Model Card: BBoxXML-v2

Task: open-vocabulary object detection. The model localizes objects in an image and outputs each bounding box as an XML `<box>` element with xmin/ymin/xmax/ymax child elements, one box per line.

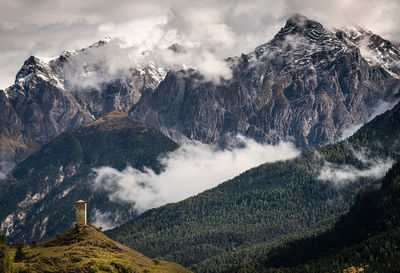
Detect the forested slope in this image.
<box><xmin>107</xmin><ymin>103</ymin><xmax>400</xmax><ymax>272</ymax></box>
<box><xmin>225</xmin><ymin>159</ymin><xmax>400</xmax><ymax>273</ymax></box>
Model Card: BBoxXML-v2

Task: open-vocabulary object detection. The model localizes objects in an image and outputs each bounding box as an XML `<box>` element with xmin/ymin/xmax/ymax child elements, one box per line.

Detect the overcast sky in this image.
<box><xmin>0</xmin><ymin>0</ymin><xmax>399</xmax><ymax>89</ymax></box>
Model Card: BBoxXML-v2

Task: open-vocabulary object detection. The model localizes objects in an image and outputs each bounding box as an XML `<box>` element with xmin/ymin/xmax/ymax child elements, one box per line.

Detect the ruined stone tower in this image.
<box><xmin>75</xmin><ymin>200</ymin><xmax>87</xmax><ymax>225</ymax></box>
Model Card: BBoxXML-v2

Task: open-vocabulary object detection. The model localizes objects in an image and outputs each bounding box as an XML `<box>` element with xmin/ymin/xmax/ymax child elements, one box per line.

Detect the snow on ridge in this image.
<box><xmin>34</xmin><ymin>55</ymin><xmax>58</xmax><ymax>65</ymax></box>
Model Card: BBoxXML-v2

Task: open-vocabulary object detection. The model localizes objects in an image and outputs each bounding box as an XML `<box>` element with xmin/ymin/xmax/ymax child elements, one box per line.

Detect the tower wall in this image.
<box><xmin>75</xmin><ymin>201</ymin><xmax>87</xmax><ymax>225</ymax></box>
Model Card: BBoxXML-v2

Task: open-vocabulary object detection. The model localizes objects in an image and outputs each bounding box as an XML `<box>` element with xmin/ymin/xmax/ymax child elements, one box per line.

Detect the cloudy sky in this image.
<box><xmin>0</xmin><ymin>0</ymin><xmax>399</xmax><ymax>89</ymax></box>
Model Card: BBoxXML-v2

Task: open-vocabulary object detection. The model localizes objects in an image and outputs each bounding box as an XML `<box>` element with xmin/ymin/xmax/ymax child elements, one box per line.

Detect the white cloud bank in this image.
<box><xmin>339</xmin><ymin>98</ymin><xmax>400</xmax><ymax>140</ymax></box>
<box><xmin>318</xmin><ymin>150</ymin><xmax>394</xmax><ymax>186</ymax></box>
<box><xmin>92</xmin><ymin>137</ymin><xmax>300</xmax><ymax>213</ymax></box>
<box><xmin>91</xmin><ymin>209</ymin><xmax>127</xmax><ymax>231</ymax></box>
<box><xmin>318</xmin><ymin>159</ymin><xmax>393</xmax><ymax>186</ymax></box>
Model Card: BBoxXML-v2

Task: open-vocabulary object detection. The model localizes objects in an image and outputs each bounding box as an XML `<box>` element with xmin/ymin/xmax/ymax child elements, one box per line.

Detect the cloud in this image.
<box><xmin>318</xmin><ymin>159</ymin><xmax>393</xmax><ymax>186</ymax></box>
<box><xmin>91</xmin><ymin>209</ymin><xmax>125</xmax><ymax>231</ymax></box>
<box><xmin>317</xmin><ymin>149</ymin><xmax>394</xmax><ymax>186</ymax></box>
<box><xmin>1</xmin><ymin>0</ymin><xmax>400</xmax><ymax>88</ymax></box>
<box><xmin>339</xmin><ymin>99</ymin><xmax>400</xmax><ymax>140</ymax></box>
<box><xmin>96</xmin><ymin>16</ymin><xmax>234</xmax><ymax>83</ymax></box>
<box><xmin>0</xmin><ymin>161</ymin><xmax>15</xmax><ymax>180</ymax></box>
<box><xmin>92</xmin><ymin>137</ymin><xmax>300</xmax><ymax>213</ymax></box>
<box><xmin>367</xmin><ymin>99</ymin><xmax>400</xmax><ymax>122</ymax></box>
<box><xmin>339</xmin><ymin>124</ymin><xmax>363</xmax><ymax>141</ymax></box>
<box><xmin>63</xmin><ymin>39</ymin><xmax>140</xmax><ymax>90</ymax></box>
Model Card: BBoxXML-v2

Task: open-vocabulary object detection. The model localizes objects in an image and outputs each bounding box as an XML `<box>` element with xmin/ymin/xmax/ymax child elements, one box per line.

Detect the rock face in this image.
<box><xmin>130</xmin><ymin>14</ymin><xmax>400</xmax><ymax>148</ymax></box>
<box><xmin>0</xmin><ymin>40</ymin><xmax>164</xmax><ymax>175</ymax></box>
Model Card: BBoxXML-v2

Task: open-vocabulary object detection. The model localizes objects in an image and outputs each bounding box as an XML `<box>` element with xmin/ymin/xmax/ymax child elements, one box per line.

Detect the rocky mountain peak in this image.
<box><xmin>336</xmin><ymin>25</ymin><xmax>400</xmax><ymax>77</ymax></box>
<box><xmin>87</xmin><ymin>36</ymin><xmax>112</xmax><ymax>49</ymax></box>
<box><xmin>130</xmin><ymin>15</ymin><xmax>400</xmax><ymax>149</ymax></box>
<box><xmin>15</xmin><ymin>56</ymin><xmax>47</xmax><ymax>82</ymax></box>
<box><xmin>266</xmin><ymin>14</ymin><xmax>343</xmax><ymax>57</ymax></box>
<box><xmin>274</xmin><ymin>14</ymin><xmax>327</xmax><ymax>41</ymax></box>
<box><xmin>0</xmin><ymin>35</ymin><xmax>169</xmax><ymax>175</ymax></box>
<box><xmin>285</xmin><ymin>13</ymin><xmax>323</xmax><ymax>30</ymax></box>
<box><xmin>168</xmin><ymin>43</ymin><xmax>187</xmax><ymax>54</ymax></box>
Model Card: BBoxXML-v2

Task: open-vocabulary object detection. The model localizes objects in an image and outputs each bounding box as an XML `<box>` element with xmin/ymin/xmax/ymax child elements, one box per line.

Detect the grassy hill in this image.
<box><xmin>225</xmin><ymin>160</ymin><xmax>400</xmax><ymax>272</ymax></box>
<box><xmin>6</xmin><ymin>225</ymin><xmax>191</xmax><ymax>273</ymax></box>
<box><xmin>0</xmin><ymin>111</ymin><xmax>179</xmax><ymax>242</ymax></box>
<box><xmin>106</xmin><ymin>102</ymin><xmax>400</xmax><ymax>273</ymax></box>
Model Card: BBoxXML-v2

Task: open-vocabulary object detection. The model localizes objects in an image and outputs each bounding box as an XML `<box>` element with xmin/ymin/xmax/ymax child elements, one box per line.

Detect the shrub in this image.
<box><xmin>14</xmin><ymin>245</ymin><xmax>26</xmax><ymax>262</ymax></box>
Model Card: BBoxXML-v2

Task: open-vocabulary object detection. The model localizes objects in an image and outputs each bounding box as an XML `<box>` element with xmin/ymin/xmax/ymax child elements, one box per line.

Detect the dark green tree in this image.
<box><xmin>0</xmin><ymin>235</ymin><xmax>12</xmax><ymax>273</ymax></box>
<box><xmin>14</xmin><ymin>245</ymin><xmax>26</xmax><ymax>262</ymax></box>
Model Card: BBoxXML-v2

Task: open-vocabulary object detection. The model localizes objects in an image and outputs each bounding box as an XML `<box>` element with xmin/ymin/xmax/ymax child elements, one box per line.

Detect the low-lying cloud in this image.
<box><xmin>339</xmin><ymin>99</ymin><xmax>400</xmax><ymax>140</ymax></box>
<box><xmin>318</xmin><ymin>160</ymin><xmax>393</xmax><ymax>186</ymax></box>
<box><xmin>0</xmin><ymin>161</ymin><xmax>15</xmax><ymax>180</ymax></box>
<box><xmin>92</xmin><ymin>137</ymin><xmax>300</xmax><ymax>213</ymax></box>
<box><xmin>91</xmin><ymin>209</ymin><xmax>126</xmax><ymax>231</ymax></box>
<box><xmin>318</xmin><ymin>149</ymin><xmax>394</xmax><ymax>186</ymax></box>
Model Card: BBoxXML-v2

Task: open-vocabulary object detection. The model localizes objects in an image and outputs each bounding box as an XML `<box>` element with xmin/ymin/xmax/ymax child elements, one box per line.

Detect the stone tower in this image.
<box><xmin>75</xmin><ymin>200</ymin><xmax>87</xmax><ymax>225</ymax></box>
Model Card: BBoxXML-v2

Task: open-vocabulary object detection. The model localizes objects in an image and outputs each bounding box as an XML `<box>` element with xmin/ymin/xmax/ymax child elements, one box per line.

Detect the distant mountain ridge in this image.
<box><xmin>1</xmin><ymin>14</ymin><xmax>400</xmax><ymax>175</ymax></box>
<box><xmin>0</xmin><ymin>39</ymin><xmax>164</xmax><ymax>175</ymax></box>
<box><xmin>130</xmin><ymin>14</ymin><xmax>400</xmax><ymax>148</ymax></box>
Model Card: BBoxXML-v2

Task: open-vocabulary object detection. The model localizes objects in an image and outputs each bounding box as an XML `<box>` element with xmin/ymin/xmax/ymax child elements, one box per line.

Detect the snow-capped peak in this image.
<box><xmin>33</xmin><ymin>55</ymin><xmax>58</xmax><ymax>65</ymax></box>
<box><xmin>336</xmin><ymin>24</ymin><xmax>400</xmax><ymax>78</ymax></box>
<box><xmin>87</xmin><ymin>36</ymin><xmax>113</xmax><ymax>49</ymax></box>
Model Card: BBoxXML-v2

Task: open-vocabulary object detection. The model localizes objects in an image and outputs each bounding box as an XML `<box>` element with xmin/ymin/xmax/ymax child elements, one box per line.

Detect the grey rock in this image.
<box><xmin>130</xmin><ymin>14</ymin><xmax>400</xmax><ymax>148</ymax></box>
<box><xmin>0</xmin><ymin>41</ymin><xmax>164</xmax><ymax>173</ymax></box>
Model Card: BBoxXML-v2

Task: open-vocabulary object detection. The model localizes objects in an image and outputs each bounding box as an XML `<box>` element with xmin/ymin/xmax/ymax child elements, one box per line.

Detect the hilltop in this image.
<box><xmin>10</xmin><ymin>224</ymin><xmax>190</xmax><ymax>273</ymax></box>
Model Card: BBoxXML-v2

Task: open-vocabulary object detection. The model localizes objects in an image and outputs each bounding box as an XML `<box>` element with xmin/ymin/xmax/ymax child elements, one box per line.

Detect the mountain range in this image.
<box><xmin>1</xmin><ymin>14</ymin><xmax>399</xmax><ymax>176</ymax></box>
<box><xmin>130</xmin><ymin>14</ymin><xmax>400</xmax><ymax>147</ymax></box>
<box><xmin>0</xmin><ymin>43</ymin><xmax>163</xmax><ymax>175</ymax></box>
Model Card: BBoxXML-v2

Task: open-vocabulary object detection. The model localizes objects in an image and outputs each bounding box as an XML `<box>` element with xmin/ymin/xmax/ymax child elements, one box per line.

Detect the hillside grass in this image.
<box><xmin>11</xmin><ymin>225</ymin><xmax>190</xmax><ymax>273</ymax></box>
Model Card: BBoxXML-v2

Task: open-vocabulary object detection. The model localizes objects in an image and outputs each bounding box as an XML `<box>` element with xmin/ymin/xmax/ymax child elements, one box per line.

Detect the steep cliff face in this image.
<box><xmin>130</xmin><ymin>14</ymin><xmax>400</xmax><ymax>148</ymax></box>
<box><xmin>0</xmin><ymin>40</ymin><xmax>164</xmax><ymax>174</ymax></box>
<box><xmin>0</xmin><ymin>56</ymin><xmax>93</xmax><ymax>174</ymax></box>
